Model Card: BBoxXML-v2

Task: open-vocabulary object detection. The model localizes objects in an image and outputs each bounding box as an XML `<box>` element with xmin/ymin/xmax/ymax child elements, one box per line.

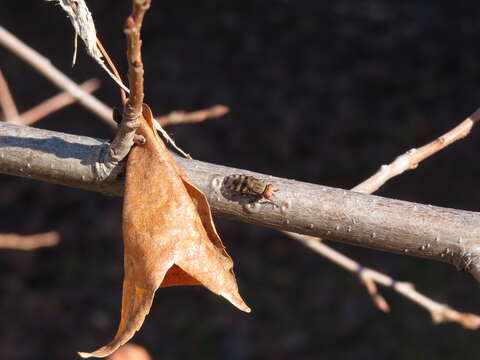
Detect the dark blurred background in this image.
<box><xmin>1</xmin><ymin>1</ymin><xmax>480</xmax><ymax>359</ymax></box>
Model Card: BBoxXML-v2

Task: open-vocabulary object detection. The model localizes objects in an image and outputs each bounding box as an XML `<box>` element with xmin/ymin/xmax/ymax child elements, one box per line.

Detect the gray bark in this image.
<box><xmin>1</xmin><ymin>122</ymin><xmax>480</xmax><ymax>279</ymax></box>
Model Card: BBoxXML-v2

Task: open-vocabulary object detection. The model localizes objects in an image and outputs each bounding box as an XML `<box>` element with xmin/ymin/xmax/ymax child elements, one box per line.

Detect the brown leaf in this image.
<box><xmin>79</xmin><ymin>105</ymin><xmax>249</xmax><ymax>358</ymax></box>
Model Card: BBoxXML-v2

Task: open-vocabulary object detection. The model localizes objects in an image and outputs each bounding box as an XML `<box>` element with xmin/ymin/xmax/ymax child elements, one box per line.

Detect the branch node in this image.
<box><xmin>125</xmin><ymin>118</ymin><xmax>140</xmax><ymax>129</ymax></box>
<box><xmin>124</xmin><ymin>17</ymin><xmax>136</xmax><ymax>32</ymax></box>
<box><xmin>133</xmin><ymin>134</ymin><xmax>146</xmax><ymax>145</ymax></box>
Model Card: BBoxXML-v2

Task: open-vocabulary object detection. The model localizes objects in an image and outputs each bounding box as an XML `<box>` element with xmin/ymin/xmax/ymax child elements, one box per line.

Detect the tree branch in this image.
<box><xmin>156</xmin><ymin>105</ymin><xmax>230</xmax><ymax>127</ymax></box>
<box><xmin>284</xmin><ymin>107</ymin><xmax>480</xmax><ymax>326</ymax></box>
<box><xmin>98</xmin><ymin>1</ymin><xmax>151</xmax><ymax>183</ymax></box>
<box><xmin>0</xmin><ymin>232</ymin><xmax>60</xmax><ymax>250</ymax></box>
<box><xmin>294</xmin><ymin>233</ymin><xmax>480</xmax><ymax>329</ymax></box>
<box><xmin>7</xmin><ymin>79</ymin><xmax>100</xmax><ymax>126</ymax></box>
<box><xmin>0</xmin><ymin>68</ymin><xmax>18</xmax><ymax>120</ymax></box>
<box><xmin>1</xmin><ymin>122</ymin><xmax>480</xmax><ymax>279</ymax></box>
<box><xmin>0</xmin><ymin>25</ymin><xmax>115</xmax><ymax>127</ymax></box>
<box><xmin>353</xmin><ymin>107</ymin><xmax>480</xmax><ymax>193</ymax></box>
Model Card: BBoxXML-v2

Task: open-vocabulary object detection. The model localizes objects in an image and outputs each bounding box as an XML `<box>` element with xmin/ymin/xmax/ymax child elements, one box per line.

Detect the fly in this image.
<box><xmin>223</xmin><ymin>174</ymin><xmax>277</xmax><ymax>200</ymax></box>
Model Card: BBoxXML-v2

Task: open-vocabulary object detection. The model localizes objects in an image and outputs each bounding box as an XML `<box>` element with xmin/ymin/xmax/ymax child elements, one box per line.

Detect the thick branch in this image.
<box><xmin>1</xmin><ymin>122</ymin><xmax>480</xmax><ymax>275</ymax></box>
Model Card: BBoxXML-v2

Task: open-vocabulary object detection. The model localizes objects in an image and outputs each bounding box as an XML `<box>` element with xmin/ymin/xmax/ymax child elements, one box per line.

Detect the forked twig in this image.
<box><xmin>0</xmin><ymin>24</ymin><xmax>223</xmax><ymax>181</ymax></box>
<box><xmin>289</xmin><ymin>109</ymin><xmax>480</xmax><ymax>328</ymax></box>
<box><xmin>0</xmin><ymin>25</ymin><xmax>115</xmax><ymax>127</ymax></box>
<box><xmin>0</xmin><ymin>20</ymin><xmax>193</xmax><ymax>160</ymax></box>
<box><xmin>0</xmin><ymin>232</ymin><xmax>60</xmax><ymax>251</ymax></box>
<box><xmin>156</xmin><ymin>105</ymin><xmax>229</xmax><ymax>127</ymax></box>
<box><xmin>0</xmin><ymin>68</ymin><xmax>18</xmax><ymax>120</ymax></box>
<box><xmin>7</xmin><ymin>79</ymin><xmax>100</xmax><ymax>126</ymax></box>
<box><xmin>50</xmin><ymin>0</ymin><xmax>190</xmax><ymax>159</ymax></box>
<box><xmin>294</xmin><ymin>233</ymin><xmax>480</xmax><ymax>328</ymax></box>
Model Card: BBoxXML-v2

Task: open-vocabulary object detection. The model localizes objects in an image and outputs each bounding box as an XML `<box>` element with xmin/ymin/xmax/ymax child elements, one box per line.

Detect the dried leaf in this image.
<box><xmin>79</xmin><ymin>105</ymin><xmax>249</xmax><ymax>358</ymax></box>
<box><xmin>52</xmin><ymin>0</ymin><xmax>102</xmax><ymax>62</ymax></box>
<box><xmin>50</xmin><ymin>0</ymin><xmax>130</xmax><ymax>92</ymax></box>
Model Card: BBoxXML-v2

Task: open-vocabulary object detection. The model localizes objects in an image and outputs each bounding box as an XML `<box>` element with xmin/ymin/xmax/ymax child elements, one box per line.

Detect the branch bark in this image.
<box><xmin>98</xmin><ymin>1</ymin><xmax>151</xmax><ymax>183</ymax></box>
<box><xmin>1</xmin><ymin>122</ymin><xmax>480</xmax><ymax>279</ymax></box>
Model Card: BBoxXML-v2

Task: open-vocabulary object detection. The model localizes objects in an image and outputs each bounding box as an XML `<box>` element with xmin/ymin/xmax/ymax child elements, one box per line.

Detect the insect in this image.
<box><xmin>223</xmin><ymin>174</ymin><xmax>277</xmax><ymax>200</ymax></box>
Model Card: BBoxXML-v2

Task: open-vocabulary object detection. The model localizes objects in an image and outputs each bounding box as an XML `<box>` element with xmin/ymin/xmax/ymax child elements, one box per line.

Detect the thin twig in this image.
<box><xmin>0</xmin><ymin>232</ymin><xmax>60</xmax><ymax>250</ymax></box>
<box><xmin>7</xmin><ymin>79</ymin><xmax>100</xmax><ymax>126</ymax></box>
<box><xmin>0</xmin><ymin>68</ymin><xmax>18</xmax><ymax>120</ymax></box>
<box><xmin>100</xmin><ymin>0</ymin><xmax>151</xmax><ymax>181</ymax></box>
<box><xmin>352</xmin><ymin>107</ymin><xmax>480</xmax><ymax>194</ymax></box>
<box><xmin>288</xmin><ymin>109</ymin><xmax>480</xmax><ymax>328</ymax></box>
<box><xmin>293</xmin><ymin>233</ymin><xmax>480</xmax><ymax>329</ymax></box>
<box><xmin>0</xmin><ymin>23</ymin><xmax>211</xmax><ymax>182</ymax></box>
<box><xmin>288</xmin><ymin>231</ymin><xmax>390</xmax><ymax>312</ymax></box>
<box><xmin>124</xmin><ymin>0</ymin><xmax>149</xmax><ymax>113</ymax></box>
<box><xmin>0</xmin><ymin>25</ymin><xmax>115</xmax><ymax>127</ymax></box>
<box><xmin>156</xmin><ymin>105</ymin><xmax>230</xmax><ymax>127</ymax></box>
<box><xmin>0</xmin><ymin>24</ymin><xmax>201</xmax><ymax>157</ymax></box>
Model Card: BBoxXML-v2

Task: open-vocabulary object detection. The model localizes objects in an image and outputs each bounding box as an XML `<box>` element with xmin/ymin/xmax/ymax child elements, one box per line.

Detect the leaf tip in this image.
<box><xmin>242</xmin><ymin>305</ymin><xmax>252</xmax><ymax>313</ymax></box>
<box><xmin>235</xmin><ymin>298</ymin><xmax>251</xmax><ymax>313</ymax></box>
<box><xmin>78</xmin><ymin>347</ymin><xmax>115</xmax><ymax>359</ymax></box>
<box><xmin>222</xmin><ymin>292</ymin><xmax>251</xmax><ymax>313</ymax></box>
